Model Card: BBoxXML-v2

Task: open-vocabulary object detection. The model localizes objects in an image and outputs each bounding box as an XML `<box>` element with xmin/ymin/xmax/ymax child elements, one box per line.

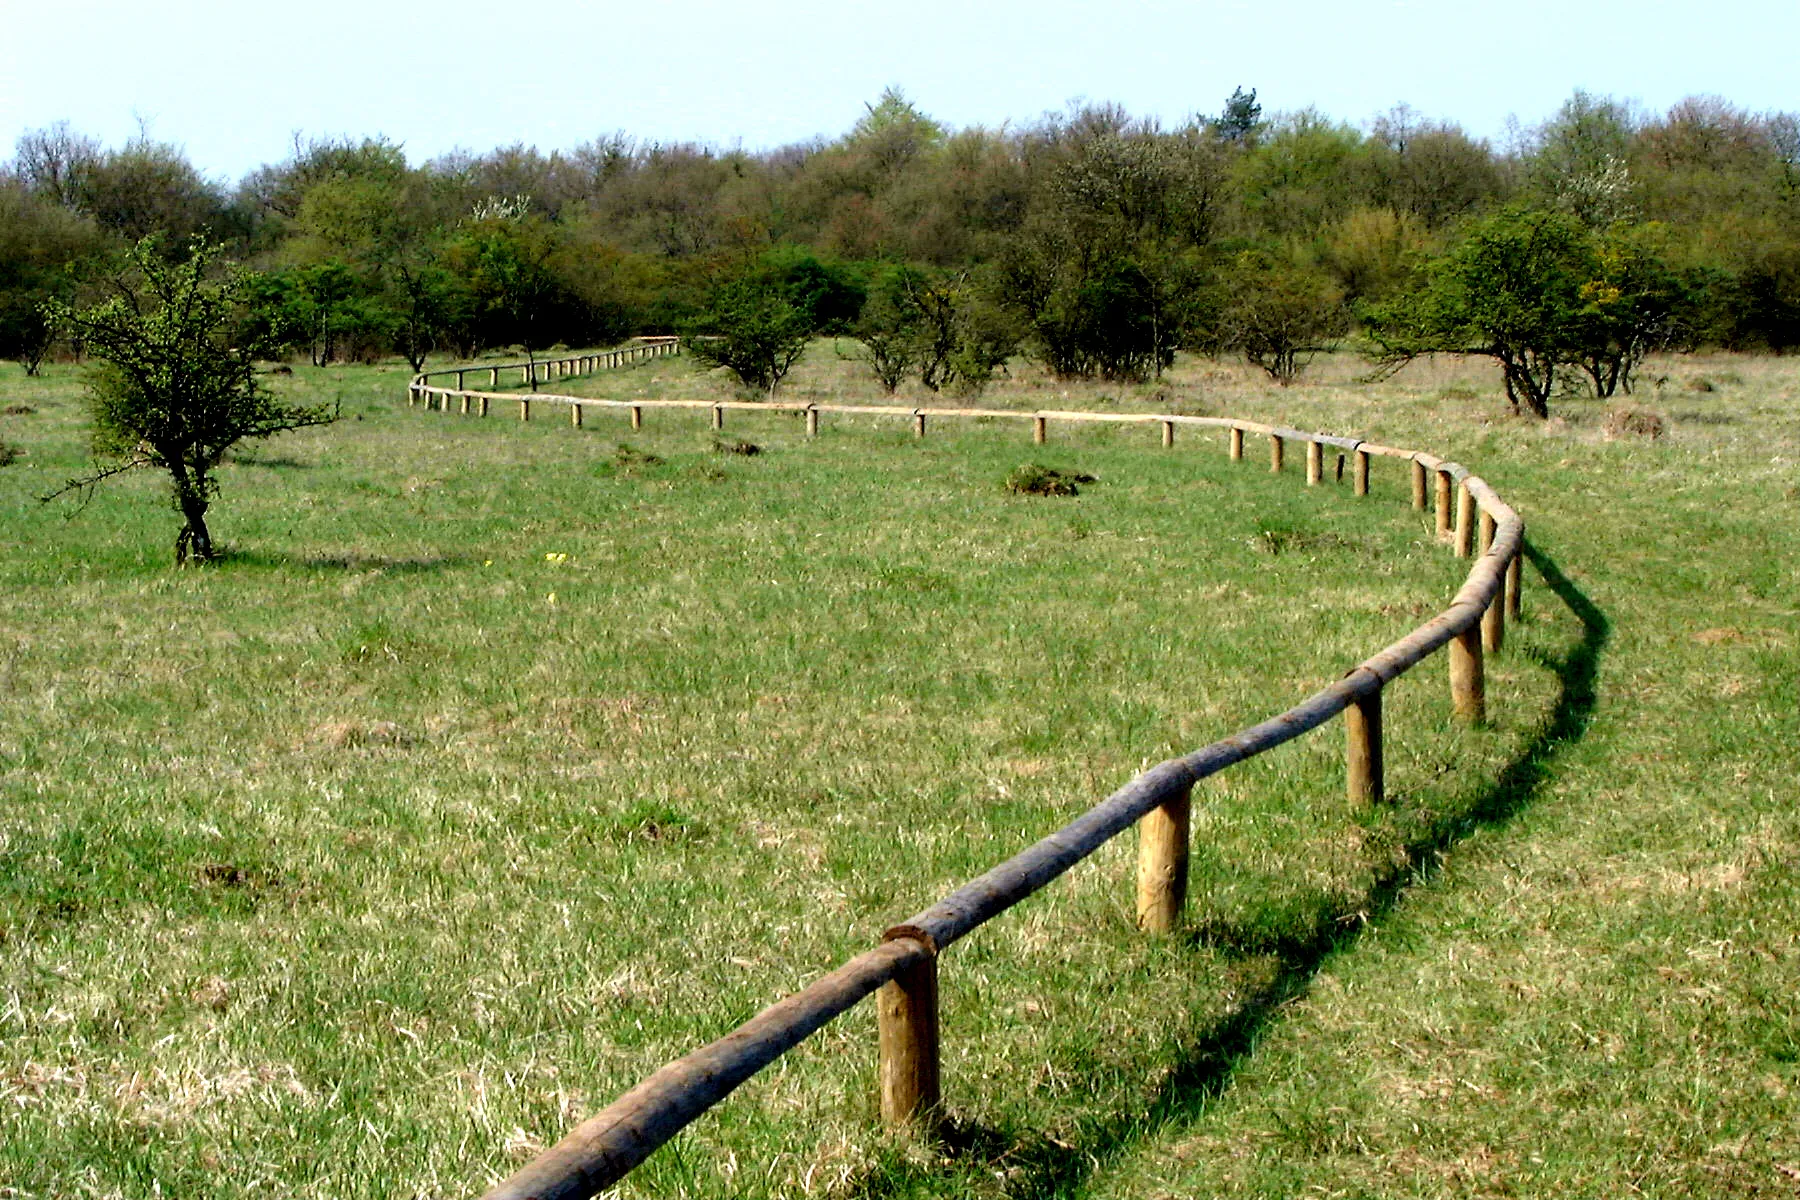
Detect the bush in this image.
<box><xmin>855</xmin><ymin>265</ymin><xmax>1019</xmax><ymax>397</ymax></box>
<box><xmin>685</xmin><ymin>278</ymin><xmax>812</xmax><ymax>396</ymax></box>
<box><xmin>1218</xmin><ymin>249</ymin><xmax>1348</xmax><ymax>385</ymax></box>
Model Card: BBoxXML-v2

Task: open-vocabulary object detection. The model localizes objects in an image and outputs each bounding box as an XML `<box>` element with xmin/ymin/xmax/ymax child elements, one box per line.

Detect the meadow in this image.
<box><xmin>0</xmin><ymin>343</ymin><xmax>1794</xmax><ymax>1198</ymax></box>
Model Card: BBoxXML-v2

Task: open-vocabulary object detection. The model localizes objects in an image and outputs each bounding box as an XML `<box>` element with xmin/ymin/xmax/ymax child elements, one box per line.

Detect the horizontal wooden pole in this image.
<box><xmin>481</xmin><ymin>939</ymin><xmax>930</xmax><ymax>1200</ymax></box>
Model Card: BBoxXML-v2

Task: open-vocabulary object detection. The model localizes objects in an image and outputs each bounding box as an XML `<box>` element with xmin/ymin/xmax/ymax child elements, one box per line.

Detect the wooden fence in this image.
<box><xmin>405</xmin><ymin>353</ymin><xmax>1524</xmax><ymax>1200</ymax></box>
<box><xmin>409</xmin><ymin>336</ymin><xmax>680</xmax><ymax>409</ymax></box>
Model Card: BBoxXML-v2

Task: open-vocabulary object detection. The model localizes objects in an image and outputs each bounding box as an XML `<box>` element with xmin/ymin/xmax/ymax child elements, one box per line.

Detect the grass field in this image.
<box><xmin>0</xmin><ymin>343</ymin><xmax>1794</xmax><ymax>1198</ymax></box>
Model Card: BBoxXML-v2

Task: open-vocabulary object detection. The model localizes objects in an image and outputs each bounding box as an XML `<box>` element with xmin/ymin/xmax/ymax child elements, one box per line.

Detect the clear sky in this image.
<box><xmin>2</xmin><ymin>0</ymin><xmax>1795</xmax><ymax>184</ymax></box>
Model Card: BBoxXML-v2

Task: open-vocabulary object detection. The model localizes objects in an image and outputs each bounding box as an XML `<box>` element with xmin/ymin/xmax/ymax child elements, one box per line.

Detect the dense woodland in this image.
<box><xmin>4</xmin><ymin>88</ymin><xmax>1799</xmax><ymax>413</ymax></box>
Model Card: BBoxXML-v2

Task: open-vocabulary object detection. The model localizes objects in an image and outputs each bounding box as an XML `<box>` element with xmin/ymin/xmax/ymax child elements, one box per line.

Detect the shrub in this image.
<box><xmin>685</xmin><ymin>278</ymin><xmax>811</xmax><ymax>396</ymax></box>
<box><xmin>1218</xmin><ymin>249</ymin><xmax>1348</xmax><ymax>385</ymax></box>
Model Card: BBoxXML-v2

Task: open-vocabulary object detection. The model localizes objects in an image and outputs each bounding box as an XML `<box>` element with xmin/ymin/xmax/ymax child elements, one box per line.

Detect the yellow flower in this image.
<box><xmin>544</xmin><ymin>552</ymin><xmax>568</xmax><ymax>564</ymax></box>
<box><xmin>547</xmin><ymin>592</ymin><xmax>557</xmax><ymax>606</ymax></box>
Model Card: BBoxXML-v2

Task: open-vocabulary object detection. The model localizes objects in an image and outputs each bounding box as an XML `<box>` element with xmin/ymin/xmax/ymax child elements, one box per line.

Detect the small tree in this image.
<box><xmin>1218</xmin><ymin>249</ymin><xmax>1348</xmax><ymax>385</ymax></box>
<box><xmin>686</xmin><ymin>276</ymin><xmax>812</xmax><ymax>396</ymax></box>
<box><xmin>0</xmin><ymin>179</ymin><xmax>104</xmax><ymax>374</ymax></box>
<box><xmin>44</xmin><ymin>238</ymin><xmax>336</xmax><ymax>564</ymax></box>
<box><xmin>1571</xmin><ymin>221</ymin><xmax>1689</xmax><ymax>396</ymax></box>
<box><xmin>854</xmin><ymin>267</ymin><xmax>923</xmax><ymax>393</ymax></box>
<box><xmin>856</xmin><ymin>265</ymin><xmax>1019</xmax><ymax>396</ymax></box>
<box><xmin>1364</xmin><ymin>207</ymin><xmax>1592</xmax><ymax>417</ymax></box>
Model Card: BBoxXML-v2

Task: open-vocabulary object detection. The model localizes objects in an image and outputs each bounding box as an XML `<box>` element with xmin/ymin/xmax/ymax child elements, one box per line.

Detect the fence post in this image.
<box><xmin>630</xmin><ymin>404</ymin><xmax>643</xmax><ymax>431</ymax></box>
<box><xmin>1228</xmin><ymin>426</ymin><xmax>1244</xmax><ymax>461</ymax></box>
<box><xmin>1335</xmin><ymin>453</ymin><xmax>1347</xmax><ymax>484</ymax></box>
<box><xmin>490</xmin><ymin>367</ymin><xmax>499</xmax><ymax>388</ymax></box>
<box><xmin>1506</xmin><ymin>553</ymin><xmax>1523</xmax><ymax>620</ymax></box>
<box><xmin>1434</xmin><ymin>470</ymin><xmax>1452</xmax><ymax>538</ymax></box>
<box><xmin>1411</xmin><ymin>458</ymin><xmax>1427</xmax><ymax>509</ymax></box>
<box><xmin>519</xmin><ymin>398</ymin><xmax>530</xmax><ymax>422</ymax></box>
<box><xmin>1270</xmin><ymin>434</ymin><xmax>1284</xmax><ymax>473</ymax></box>
<box><xmin>1454</xmin><ymin>482</ymin><xmax>1474</xmax><ymax>557</ymax></box>
<box><xmin>1033</xmin><ymin>415</ymin><xmax>1047</xmax><ymax>445</ymax></box>
<box><xmin>408</xmin><ymin>383</ymin><xmax>418</xmax><ymax>407</ymax></box>
<box><xmin>914</xmin><ymin>410</ymin><xmax>926</xmax><ymax>438</ymax></box>
<box><xmin>457</xmin><ymin>370</ymin><xmax>466</xmax><ymax>392</ymax></box>
<box><xmin>1450</xmin><ymin>623</ymin><xmax>1485</xmax><ymax>724</ymax></box>
<box><xmin>460</xmin><ymin>393</ymin><xmax>471</xmax><ymax>416</ymax></box>
<box><xmin>877</xmin><ymin>947</ymin><xmax>940</xmax><ymax>1126</ymax></box>
<box><xmin>1160</xmin><ymin>419</ymin><xmax>1175</xmax><ymax>448</ymax></box>
<box><xmin>710</xmin><ymin>405</ymin><xmax>724</xmax><ymax>431</ymax></box>
<box><xmin>1135</xmin><ymin>785</ymin><xmax>1191</xmax><ymax>933</ymax></box>
<box><xmin>1305</xmin><ymin>440</ymin><xmax>1323</xmax><ymax>485</ymax></box>
<box><xmin>805</xmin><ymin>406</ymin><xmax>819</xmax><ymax>438</ymax></box>
<box><xmin>1354</xmin><ymin>449</ymin><xmax>1370</xmax><ymax>496</ymax></box>
<box><xmin>1479</xmin><ymin>511</ymin><xmax>1496</xmax><ymax>556</ymax></box>
<box><xmin>571</xmin><ymin>403</ymin><xmax>583</xmax><ymax>429</ymax></box>
<box><xmin>1345</xmin><ymin>688</ymin><xmax>1383</xmax><ymax>805</ymax></box>
<box><xmin>1482</xmin><ymin>575</ymin><xmax>1506</xmax><ymax>653</ymax></box>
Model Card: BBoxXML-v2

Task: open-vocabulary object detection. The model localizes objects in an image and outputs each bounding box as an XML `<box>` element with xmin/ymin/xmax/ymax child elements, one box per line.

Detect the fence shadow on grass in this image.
<box><xmin>847</xmin><ymin>536</ymin><xmax>1609</xmax><ymax>1200</ymax></box>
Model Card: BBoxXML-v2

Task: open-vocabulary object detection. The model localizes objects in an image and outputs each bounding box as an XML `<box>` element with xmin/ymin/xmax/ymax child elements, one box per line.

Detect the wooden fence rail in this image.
<box><xmin>407</xmin><ymin>336</ymin><xmax>680</xmax><ymax>404</ymax></box>
<box><xmin>404</xmin><ymin>354</ymin><xmax>1524</xmax><ymax>1200</ymax></box>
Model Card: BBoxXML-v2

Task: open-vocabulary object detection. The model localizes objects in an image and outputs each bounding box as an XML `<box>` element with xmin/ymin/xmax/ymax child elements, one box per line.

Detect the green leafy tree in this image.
<box><xmin>443</xmin><ymin>203</ymin><xmax>571</xmax><ymax>373</ymax></box>
<box><xmin>1000</xmin><ymin>115</ymin><xmax>1204</xmax><ymax>381</ymax></box>
<box><xmin>76</xmin><ymin>136</ymin><xmax>228</xmax><ymax>248</ymax></box>
<box><xmin>1527</xmin><ymin>91</ymin><xmax>1642</xmax><ymax>227</ymax></box>
<box><xmin>686</xmin><ymin>275</ymin><xmax>812</xmax><ymax>395</ymax></box>
<box><xmin>0</xmin><ymin>179</ymin><xmax>104</xmax><ymax>373</ymax></box>
<box><xmin>1571</xmin><ymin>222</ymin><xmax>1690</xmax><ymax>396</ymax></box>
<box><xmin>854</xmin><ymin>265</ymin><xmax>925</xmax><ymax>392</ymax></box>
<box><xmin>43</xmin><ymin>239</ymin><xmax>336</xmax><ymax>564</ymax></box>
<box><xmin>856</xmin><ymin>264</ymin><xmax>1019</xmax><ymax>395</ymax></box>
<box><xmin>1364</xmin><ymin>207</ymin><xmax>1594</xmax><ymax>416</ymax></box>
<box><xmin>288</xmin><ymin>161</ymin><xmax>462</xmax><ymax>369</ymax></box>
<box><xmin>1219</xmin><ymin>249</ymin><xmax>1349</xmax><ymax>385</ymax></box>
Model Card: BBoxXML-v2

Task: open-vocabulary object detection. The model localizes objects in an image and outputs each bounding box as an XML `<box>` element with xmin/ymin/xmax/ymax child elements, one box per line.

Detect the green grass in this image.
<box><xmin>0</xmin><ymin>345</ymin><xmax>1794</xmax><ymax>1198</ymax></box>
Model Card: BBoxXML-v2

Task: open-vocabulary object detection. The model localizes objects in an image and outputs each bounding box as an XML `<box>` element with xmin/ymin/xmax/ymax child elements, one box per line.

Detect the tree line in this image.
<box><xmin>5</xmin><ymin>88</ymin><xmax>1799</xmax><ymax>412</ymax></box>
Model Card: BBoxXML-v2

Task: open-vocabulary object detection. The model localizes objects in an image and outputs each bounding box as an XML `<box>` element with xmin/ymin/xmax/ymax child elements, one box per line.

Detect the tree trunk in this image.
<box><xmin>172</xmin><ymin>473</ymin><xmax>214</xmax><ymax>565</ymax></box>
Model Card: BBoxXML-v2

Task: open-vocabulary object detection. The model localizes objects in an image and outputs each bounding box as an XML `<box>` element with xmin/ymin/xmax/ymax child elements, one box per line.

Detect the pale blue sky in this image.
<box><xmin>2</xmin><ymin>0</ymin><xmax>1795</xmax><ymax>183</ymax></box>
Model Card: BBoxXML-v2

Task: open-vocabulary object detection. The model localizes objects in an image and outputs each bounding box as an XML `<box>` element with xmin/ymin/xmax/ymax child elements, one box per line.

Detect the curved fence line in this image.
<box><xmin>404</xmin><ymin>357</ymin><xmax>1524</xmax><ymax>1200</ymax></box>
<box><xmin>410</xmin><ymin>336</ymin><xmax>680</xmax><ymax>402</ymax></box>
